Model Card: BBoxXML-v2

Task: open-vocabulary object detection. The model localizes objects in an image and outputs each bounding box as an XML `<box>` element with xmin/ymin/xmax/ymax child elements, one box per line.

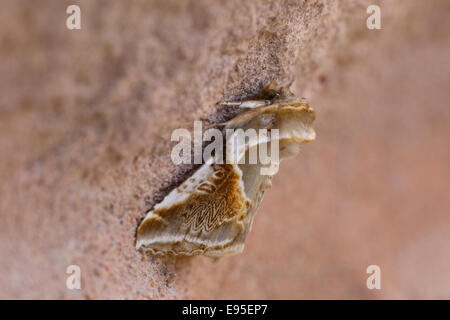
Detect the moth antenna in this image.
<box><xmin>214</xmin><ymin>120</ymin><xmax>230</xmax><ymax>127</ymax></box>
<box><xmin>216</xmin><ymin>101</ymin><xmax>243</xmax><ymax>106</ymax></box>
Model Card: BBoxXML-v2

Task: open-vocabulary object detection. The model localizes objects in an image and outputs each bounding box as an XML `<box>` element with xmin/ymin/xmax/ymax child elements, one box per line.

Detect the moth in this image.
<box><xmin>136</xmin><ymin>83</ymin><xmax>316</xmax><ymax>256</ymax></box>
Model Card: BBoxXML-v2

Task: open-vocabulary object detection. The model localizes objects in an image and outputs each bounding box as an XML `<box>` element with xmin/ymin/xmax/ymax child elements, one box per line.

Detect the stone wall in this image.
<box><xmin>0</xmin><ymin>0</ymin><xmax>449</xmax><ymax>299</ymax></box>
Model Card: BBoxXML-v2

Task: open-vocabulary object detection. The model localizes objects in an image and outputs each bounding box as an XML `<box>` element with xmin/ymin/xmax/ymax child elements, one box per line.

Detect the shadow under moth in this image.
<box><xmin>136</xmin><ymin>83</ymin><xmax>316</xmax><ymax>256</ymax></box>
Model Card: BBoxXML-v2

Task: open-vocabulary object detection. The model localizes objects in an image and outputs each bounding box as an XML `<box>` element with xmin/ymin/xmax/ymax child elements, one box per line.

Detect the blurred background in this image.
<box><xmin>0</xmin><ymin>0</ymin><xmax>449</xmax><ymax>299</ymax></box>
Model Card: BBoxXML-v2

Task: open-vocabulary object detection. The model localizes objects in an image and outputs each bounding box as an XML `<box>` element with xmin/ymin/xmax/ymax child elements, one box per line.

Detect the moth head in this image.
<box><xmin>260</xmin><ymin>82</ymin><xmax>295</xmax><ymax>101</ymax></box>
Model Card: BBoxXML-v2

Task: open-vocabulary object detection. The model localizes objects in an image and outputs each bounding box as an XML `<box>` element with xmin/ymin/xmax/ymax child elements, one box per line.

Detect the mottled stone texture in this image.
<box><xmin>0</xmin><ymin>0</ymin><xmax>449</xmax><ymax>299</ymax></box>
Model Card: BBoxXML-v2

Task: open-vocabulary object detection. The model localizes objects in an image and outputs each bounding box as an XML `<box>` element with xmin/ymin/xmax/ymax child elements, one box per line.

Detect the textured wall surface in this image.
<box><xmin>0</xmin><ymin>0</ymin><xmax>449</xmax><ymax>299</ymax></box>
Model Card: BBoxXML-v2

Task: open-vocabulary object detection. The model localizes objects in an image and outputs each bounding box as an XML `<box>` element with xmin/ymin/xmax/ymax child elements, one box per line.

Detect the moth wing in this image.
<box><xmin>220</xmin><ymin>115</ymin><xmax>276</xmax><ymax>251</ymax></box>
<box><xmin>136</xmin><ymin>161</ymin><xmax>251</xmax><ymax>256</ymax></box>
<box><xmin>225</xmin><ymin>101</ymin><xmax>316</xmax><ymax>246</ymax></box>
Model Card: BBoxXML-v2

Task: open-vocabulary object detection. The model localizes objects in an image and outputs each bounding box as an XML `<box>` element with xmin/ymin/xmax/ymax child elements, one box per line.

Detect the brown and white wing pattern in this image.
<box><xmin>136</xmin><ymin>162</ymin><xmax>251</xmax><ymax>256</ymax></box>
